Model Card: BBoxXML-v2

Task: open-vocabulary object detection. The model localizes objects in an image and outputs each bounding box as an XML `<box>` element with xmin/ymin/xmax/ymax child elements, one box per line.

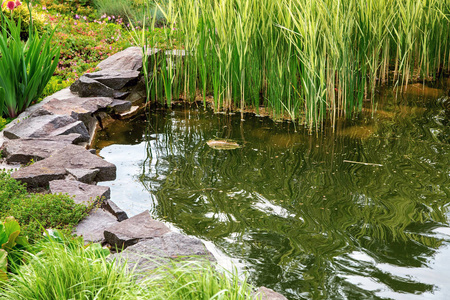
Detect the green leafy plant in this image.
<box><xmin>0</xmin><ymin>172</ymin><xmax>88</xmax><ymax>242</ymax></box>
<box><xmin>0</xmin><ymin>216</ymin><xmax>28</xmax><ymax>284</ymax></box>
<box><xmin>0</xmin><ymin>2</ymin><xmax>60</xmax><ymax>118</ymax></box>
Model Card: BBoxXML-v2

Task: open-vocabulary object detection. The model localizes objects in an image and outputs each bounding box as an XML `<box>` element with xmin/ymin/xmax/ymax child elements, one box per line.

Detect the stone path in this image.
<box><xmin>0</xmin><ymin>47</ymin><xmax>286</xmax><ymax>300</ymax></box>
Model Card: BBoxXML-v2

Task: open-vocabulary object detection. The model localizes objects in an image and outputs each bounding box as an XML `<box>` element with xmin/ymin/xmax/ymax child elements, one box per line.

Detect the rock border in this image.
<box><xmin>0</xmin><ymin>47</ymin><xmax>286</xmax><ymax>300</ymax></box>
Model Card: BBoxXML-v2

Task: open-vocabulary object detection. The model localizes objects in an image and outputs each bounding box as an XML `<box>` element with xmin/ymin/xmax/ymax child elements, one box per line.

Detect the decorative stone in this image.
<box><xmin>3</xmin><ymin>115</ymin><xmax>89</xmax><ymax>142</ymax></box>
<box><xmin>70</xmin><ymin>76</ymin><xmax>115</xmax><ymax>98</ymax></box>
<box><xmin>120</xmin><ymin>106</ymin><xmax>140</xmax><ymax>119</ymax></box>
<box><xmin>84</xmin><ymin>70</ymin><xmax>140</xmax><ymax>90</ymax></box>
<box><xmin>104</xmin><ymin>211</ymin><xmax>170</xmax><ymax>249</ymax></box>
<box><xmin>49</xmin><ymin>179</ymin><xmax>110</xmax><ymax>206</ymax></box>
<box><xmin>109</xmin><ymin>232</ymin><xmax>214</xmax><ymax>272</ymax></box>
<box><xmin>42</xmin><ymin>96</ymin><xmax>114</xmax><ymax>130</ymax></box>
<box><xmin>11</xmin><ymin>144</ymin><xmax>116</xmax><ymax>187</ymax></box>
<box><xmin>254</xmin><ymin>287</ymin><xmax>288</xmax><ymax>300</ymax></box>
<box><xmin>65</xmin><ymin>168</ymin><xmax>100</xmax><ymax>184</ymax></box>
<box><xmin>96</xmin><ymin>47</ymin><xmax>160</xmax><ymax>72</ymax></box>
<box><xmin>102</xmin><ymin>199</ymin><xmax>128</xmax><ymax>222</ymax></box>
<box><xmin>1</xmin><ymin>136</ymin><xmax>80</xmax><ymax>164</ymax></box>
<box><xmin>75</xmin><ymin>208</ymin><xmax>119</xmax><ymax>243</ymax></box>
<box><xmin>109</xmin><ymin>100</ymin><xmax>132</xmax><ymax>114</ymax></box>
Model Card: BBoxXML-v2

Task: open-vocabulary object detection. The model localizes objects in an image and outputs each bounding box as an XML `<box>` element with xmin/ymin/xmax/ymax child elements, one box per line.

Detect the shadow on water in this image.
<box><xmin>94</xmin><ymin>85</ymin><xmax>450</xmax><ymax>299</ymax></box>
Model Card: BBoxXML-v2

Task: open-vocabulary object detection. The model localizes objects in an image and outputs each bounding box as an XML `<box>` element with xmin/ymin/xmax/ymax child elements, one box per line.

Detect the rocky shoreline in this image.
<box><xmin>0</xmin><ymin>47</ymin><xmax>286</xmax><ymax>300</ymax></box>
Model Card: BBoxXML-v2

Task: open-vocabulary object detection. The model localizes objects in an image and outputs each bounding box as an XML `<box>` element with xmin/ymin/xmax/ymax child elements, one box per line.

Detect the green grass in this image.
<box><xmin>135</xmin><ymin>0</ymin><xmax>450</xmax><ymax>131</ymax></box>
<box><xmin>1</xmin><ymin>235</ymin><xmax>257</xmax><ymax>300</ymax></box>
<box><xmin>0</xmin><ymin>172</ymin><xmax>88</xmax><ymax>242</ymax></box>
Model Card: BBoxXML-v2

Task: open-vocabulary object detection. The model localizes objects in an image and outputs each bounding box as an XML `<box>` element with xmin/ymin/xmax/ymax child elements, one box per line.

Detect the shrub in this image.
<box><xmin>0</xmin><ymin>172</ymin><xmax>88</xmax><ymax>242</ymax></box>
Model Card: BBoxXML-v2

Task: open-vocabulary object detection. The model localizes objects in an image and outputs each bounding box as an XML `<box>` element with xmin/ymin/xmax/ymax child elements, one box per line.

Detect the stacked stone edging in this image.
<box><xmin>0</xmin><ymin>47</ymin><xmax>286</xmax><ymax>300</ymax></box>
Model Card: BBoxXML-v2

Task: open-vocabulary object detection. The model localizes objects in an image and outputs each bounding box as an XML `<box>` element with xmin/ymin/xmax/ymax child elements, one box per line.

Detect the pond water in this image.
<box><xmin>94</xmin><ymin>85</ymin><xmax>449</xmax><ymax>300</ymax></box>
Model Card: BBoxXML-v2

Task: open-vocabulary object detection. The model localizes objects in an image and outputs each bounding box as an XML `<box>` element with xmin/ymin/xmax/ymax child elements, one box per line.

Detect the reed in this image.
<box><xmin>138</xmin><ymin>0</ymin><xmax>450</xmax><ymax>130</ymax></box>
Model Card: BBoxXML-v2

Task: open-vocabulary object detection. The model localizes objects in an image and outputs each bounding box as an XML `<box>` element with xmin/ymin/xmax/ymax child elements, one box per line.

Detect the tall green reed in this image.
<box><xmin>139</xmin><ymin>0</ymin><xmax>450</xmax><ymax>130</ymax></box>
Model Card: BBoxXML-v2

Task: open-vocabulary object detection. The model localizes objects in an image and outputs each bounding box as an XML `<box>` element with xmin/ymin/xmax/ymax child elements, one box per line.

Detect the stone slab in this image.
<box><xmin>3</xmin><ymin>114</ymin><xmax>89</xmax><ymax>142</ymax></box>
<box><xmin>104</xmin><ymin>210</ymin><xmax>170</xmax><ymax>249</ymax></box>
<box><xmin>49</xmin><ymin>179</ymin><xmax>110</xmax><ymax>206</ymax></box>
<box><xmin>109</xmin><ymin>232</ymin><xmax>214</xmax><ymax>273</ymax></box>
<box><xmin>102</xmin><ymin>199</ymin><xmax>128</xmax><ymax>222</ymax></box>
<box><xmin>97</xmin><ymin>47</ymin><xmax>160</xmax><ymax>72</ymax></box>
<box><xmin>109</xmin><ymin>100</ymin><xmax>132</xmax><ymax>114</ymax></box>
<box><xmin>84</xmin><ymin>70</ymin><xmax>140</xmax><ymax>90</ymax></box>
<box><xmin>75</xmin><ymin>208</ymin><xmax>119</xmax><ymax>243</ymax></box>
<box><xmin>11</xmin><ymin>144</ymin><xmax>116</xmax><ymax>187</ymax></box>
<box><xmin>65</xmin><ymin>168</ymin><xmax>100</xmax><ymax>184</ymax></box>
<box><xmin>254</xmin><ymin>287</ymin><xmax>288</xmax><ymax>300</ymax></box>
<box><xmin>1</xmin><ymin>134</ymin><xmax>83</xmax><ymax>164</ymax></box>
<box><xmin>70</xmin><ymin>76</ymin><xmax>115</xmax><ymax>98</ymax></box>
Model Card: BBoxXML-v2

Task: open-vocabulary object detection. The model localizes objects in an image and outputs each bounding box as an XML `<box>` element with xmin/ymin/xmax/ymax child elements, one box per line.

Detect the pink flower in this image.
<box><xmin>74</xmin><ymin>21</ymin><xmax>77</xmax><ymax>25</ymax></box>
<box><xmin>74</xmin><ymin>14</ymin><xmax>79</xmax><ymax>19</ymax></box>
<box><xmin>15</xmin><ymin>0</ymin><xmax>20</xmax><ymax>7</ymax></box>
<box><xmin>6</xmin><ymin>1</ymin><xmax>15</xmax><ymax>10</ymax></box>
<box><xmin>83</xmin><ymin>16</ymin><xmax>86</xmax><ymax>20</ymax></box>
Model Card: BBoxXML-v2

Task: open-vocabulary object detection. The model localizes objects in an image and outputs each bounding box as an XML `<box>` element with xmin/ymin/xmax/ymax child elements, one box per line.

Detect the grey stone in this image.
<box><xmin>49</xmin><ymin>179</ymin><xmax>110</xmax><ymax>206</ymax></box>
<box><xmin>2</xmin><ymin>136</ymin><xmax>80</xmax><ymax>164</ymax></box>
<box><xmin>70</xmin><ymin>76</ymin><xmax>115</xmax><ymax>98</ymax></box>
<box><xmin>3</xmin><ymin>115</ymin><xmax>89</xmax><ymax>142</ymax></box>
<box><xmin>84</xmin><ymin>70</ymin><xmax>140</xmax><ymax>90</ymax></box>
<box><xmin>65</xmin><ymin>168</ymin><xmax>100</xmax><ymax>184</ymax></box>
<box><xmin>254</xmin><ymin>287</ymin><xmax>288</xmax><ymax>300</ymax></box>
<box><xmin>42</xmin><ymin>96</ymin><xmax>114</xmax><ymax>134</ymax></box>
<box><xmin>11</xmin><ymin>144</ymin><xmax>116</xmax><ymax>187</ymax></box>
<box><xmin>124</xmin><ymin>80</ymin><xmax>147</xmax><ymax>105</ymax></box>
<box><xmin>75</xmin><ymin>208</ymin><xmax>119</xmax><ymax>243</ymax></box>
<box><xmin>109</xmin><ymin>100</ymin><xmax>132</xmax><ymax>114</ymax></box>
<box><xmin>104</xmin><ymin>211</ymin><xmax>170</xmax><ymax>249</ymax></box>
<box><xmin>120</xmin><ymin>106</ymin><xmax>140</xmax><ymax>119</ymax></box>
<box><xmin>110</xmin><ymin>232</ymin><xmax>214</xmax><ymax>273</ymax></box>
<box><xmin>102</xmin><ymin>199</ymin><xmax>128</xmax><ymax>222</ymax></box>
<box><xmin>97</xmin><ymin>47</ymin><xmax>160</xmax><ymax>72</ymax></box>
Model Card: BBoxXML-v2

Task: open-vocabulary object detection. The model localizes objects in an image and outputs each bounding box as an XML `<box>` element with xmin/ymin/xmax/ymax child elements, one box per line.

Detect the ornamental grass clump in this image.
<box><xmin>138</xmin><ymin>0</ymin><xmax>450</xmax><ymax>131</ymax></box>
<box><xmin>0</xmin><ymin>0</ymin><xmax>60</xmax><ymax>118</ymax></box>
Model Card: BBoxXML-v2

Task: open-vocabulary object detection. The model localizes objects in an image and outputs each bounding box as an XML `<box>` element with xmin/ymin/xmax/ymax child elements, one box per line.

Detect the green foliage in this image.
<box><xmin>0</xmin><ymin>2</ymin><xmax>47</xmax><ymax>36</ymax></box>
<box><xmin>0</xmin><ymin>11</ymin><xmax>60</xmax><ymax>118</ymax></box>
<box><xmin>0</xmin><ymin>217</ymin><xmax>28</xmax><ymax>284</ymax></box>
<box><xmin>137</xmin><ymin>0</ymin><xmax>450</xmax><ymax>130</ymax></box>
<box><xmin>0</xmin><ymin>172</ymin><xmax>87</xmax><ymax>243</ymax></box>
<box><xmin>0</xmin><ymin>238</ymin><xmax>138</xmax><ymax>300</ymax></box>
<box><xmin>145</xmin><ymin>262</ymin><xmax>255</xmax><ymax>300</ymax></box>
<box><xmin>93</xmin><ymin>0</ymin><xmax>164</xmax><ymax>24</ymax></box>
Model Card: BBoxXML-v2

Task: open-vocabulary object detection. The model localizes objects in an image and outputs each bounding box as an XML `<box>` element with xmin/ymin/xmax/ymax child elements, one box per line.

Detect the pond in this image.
<box><xmin>94</xmin><ymin>84</ymin><xmax>449</xmax><ymax>299</ymax></box>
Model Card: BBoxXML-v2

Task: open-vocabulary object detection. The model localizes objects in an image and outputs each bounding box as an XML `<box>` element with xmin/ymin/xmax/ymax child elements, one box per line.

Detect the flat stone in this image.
<box><xmin>254</xmin><ymin>287</ymin><xmax>288</xmax><ymax>300</ymax></box>
<box><xmin>70</xmin><ymin>76</ymin><xmax>115</xmax><ymax>98</ymax></box>
<box><xmin>109</xmin><ymin>232</ymin><xmax>214</xmax><ymax>272</ymax></box>
<box><xmin>42</xmin><ymin>96</ymin><xmax>114</xmax><ymax>133</ymax></box>
<box><xmin>2</xmin><ymin>137</ymin><xmax>78</xmax><ymax>164</ymax></box>
<box><xmin>104</xmin><ymin>211</ymin><xmax>170</xmax><ymax>249</ymax></box>
<box><xmin>49</xmin><ymin>179</ymin><xmax>110</xmax><ymax>206</ymax></box>
<box><xmin>84</xmin><ymin>70</ymin><xmax>140</xmax><ymax>90</ymax></box>
<box><xmin>109</xmin><ymin>100</ymin><xmax>132</xmax><ymax>114</ymax></box>
<box><xmin>3</xmin><ymin>115</ymin><xmax>89</xmax><ymax>142</ymax></box>
<box><xmin>75</xmin><ymin>208</ymin><xmax>119</xmax><ymax>243</ymax></box>
<box><xmin>11</xmin><ymin>144</ymin><xmax>116</xmax><ymax>187</ymax></box>
<box><xmin>65</xmin><ymin>168</ymin><xmax>100</xmax><ymax>184</ymax></box>
<box><xmin>97</xmin><ymin>47</ymin><xmax>160</xmax><ymax>72</ymax></box>
<box><xmin>120</xmin><ymin>106</ymin><xmax>140</xmax><ymax>119</ymax></box>
<box><xmin>102</xmin><ymin>199</ymin><xmax>128</xmax><ymax>222</ymax></box>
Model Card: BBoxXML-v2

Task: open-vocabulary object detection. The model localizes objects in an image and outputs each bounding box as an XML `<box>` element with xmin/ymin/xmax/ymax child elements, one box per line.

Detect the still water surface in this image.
<box><xmin>95</xmin><ymin>86</ymin><xmax>449</xmax><ymax>299</ymax></box>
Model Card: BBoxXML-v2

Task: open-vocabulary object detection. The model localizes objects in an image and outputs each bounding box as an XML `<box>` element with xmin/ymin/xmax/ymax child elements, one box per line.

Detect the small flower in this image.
<box><xmin>83</xmin><ymin>16</ymin><xmax>87</xmax><ymax>20</ymax></box>
<box><xmin>74</xmin><ymin>21</ymin><xmax>77</xmax><ymax>25</ymax></box>
<box><xmin>15</xmin><ymin>0</ymin><xmax>21</xmax><ymax>7</ymax></box>
<box><xmin>107</xmin><ymin>16</ymin><xmax>111</xmax><ymax>21</ymax></box>
<box><xmin>7</xmin><ymin>1</ymin><xmax>15</xmax><ymax>10</ymax></box>
<box><xmin>75</xmin><ymin>14</ymin><xmax>79</xmax><ymax>19</ymax></box>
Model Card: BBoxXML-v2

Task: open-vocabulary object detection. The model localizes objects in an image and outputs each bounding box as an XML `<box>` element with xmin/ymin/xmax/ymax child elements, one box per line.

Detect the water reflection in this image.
<box><xmin>95</xmin><ymin>89</ymin><xmax>450</xmax><ymax>299</ymax></box>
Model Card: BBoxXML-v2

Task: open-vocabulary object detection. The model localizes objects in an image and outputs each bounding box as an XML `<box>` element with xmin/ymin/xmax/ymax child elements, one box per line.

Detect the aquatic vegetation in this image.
<box><xmin>137</xmin><ymin>0</ymin><xmax>450</xmax><ymax>130</ymax></box>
